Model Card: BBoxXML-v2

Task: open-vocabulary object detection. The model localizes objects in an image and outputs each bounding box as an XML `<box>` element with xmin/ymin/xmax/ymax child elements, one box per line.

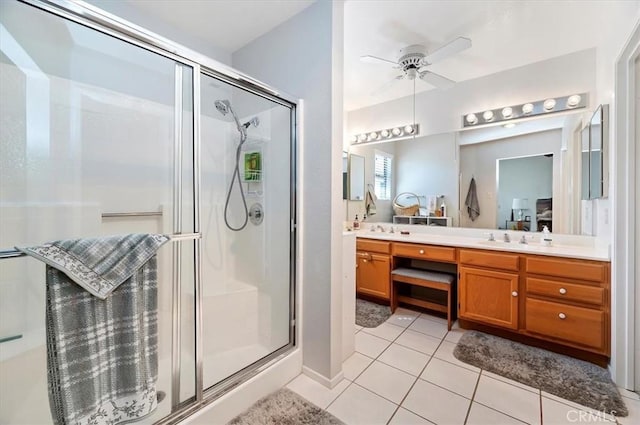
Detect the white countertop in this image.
<box><xmin>351</xmin><ymin>227</ymin><xmax>610</xmax><ymax>262</ymax></box>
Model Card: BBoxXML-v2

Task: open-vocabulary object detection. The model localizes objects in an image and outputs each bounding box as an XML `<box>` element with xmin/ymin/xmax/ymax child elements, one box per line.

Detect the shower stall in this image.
<box><xmin>0</xmin><ymin>1</ymin><xmax>297</xmax><ymax>423</ymax></box>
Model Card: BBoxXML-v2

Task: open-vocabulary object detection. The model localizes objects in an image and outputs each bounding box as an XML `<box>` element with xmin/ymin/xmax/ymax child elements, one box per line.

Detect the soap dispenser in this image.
<box><xmin>542</xmin><ymin>225</ymin><xmax>552</xmax><ymax>247</ymax></box>
<box><xmin>353</xmin><ymin>214</ymin><xmax>360</xmax><ymax>230</ymax></box>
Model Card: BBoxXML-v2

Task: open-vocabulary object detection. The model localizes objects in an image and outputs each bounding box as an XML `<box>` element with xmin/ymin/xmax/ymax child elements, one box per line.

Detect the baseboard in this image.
<box><xmin>302</xmin><ymin>365</ymin><xmax>345</xmax><ymax>389</ymax></box>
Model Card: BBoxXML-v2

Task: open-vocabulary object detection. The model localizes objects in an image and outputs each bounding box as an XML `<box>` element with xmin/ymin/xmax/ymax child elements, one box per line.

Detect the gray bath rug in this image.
<box><xmin>228</xmin><ymin>388</ymin><xmax>344</xmax><ymax>425</ymax></box>
<box><xmin>454</xmin><ymin>331</ymin><xmax>628</xmax><ymax>417</ymax></box>
<box><xmin>356</xmin><ymin>299</ymin><xmax>391</xmax><ymax>328</ymax></box>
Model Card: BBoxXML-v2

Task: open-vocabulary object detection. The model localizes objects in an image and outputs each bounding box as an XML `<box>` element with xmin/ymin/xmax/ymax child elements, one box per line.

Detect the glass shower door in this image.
<box><xmin>200</xmin><ymin>73</ymin><xmax>294</xmax><ymax>390</ymax></box>
<box><xmin>0</xmin><ymin>1</ymin><xmax>195</xmax><ymax>422</ymax></box>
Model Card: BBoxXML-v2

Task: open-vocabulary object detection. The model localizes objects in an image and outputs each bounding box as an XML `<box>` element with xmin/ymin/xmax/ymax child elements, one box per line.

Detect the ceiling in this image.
<box><xmin>345</xmin><ymin>0</ymin><xmax>640</xmax><ymax>111</ymax></box>
<box><xmin>119</xmin><ymin>0</ymin><xmax>314</xmax><ymax>52</ymax></box>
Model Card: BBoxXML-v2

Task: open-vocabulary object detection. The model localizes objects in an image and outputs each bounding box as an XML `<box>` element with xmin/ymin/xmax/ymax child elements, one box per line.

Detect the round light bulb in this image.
<box><xmin>351</xmin><ymin>135</ymin><xmax>358</xmax><ymax>143</ymax></box>
<box><xmin>465</xmin><ymin>113</ymin><xmax>478</xmax><ymax>125</ymax></box>
<box><xmin>522</xmin><ymin>103</ymin><xmax>534</xmax><ymax>114</ymax></box>
<box><xmin>502</xmin><ymin>107</ymin><xmax>513</xmax><ymax>119</ymax></box>
<box><xmin>404</xmin><ymin>125</ymin><xmax>414</xmax><ymax>134</ymax></box>
<box><xmin>483</xmin><ymin>110</ymin><xmax>494</xmax><ymax>121</ymax></box>
<box><xmin>380</xmin><ymin>129</ymin><xmax>390</xmax><ymax>138</ymax></box>
<box><xmin>543</xmin><ymin>98</ymin><xmax>556</xmax><ymax>111</ymax></box>
<box><xmin>391</xmin><ymin>127</ymin><xmax>402</xmax><ymax>136</ymax></box>
<box><xmin>357</xmin><ymin>134</ymin><xmax>367</xmax><ymax>143</ymax></box>
<box><xmin>567</xmin><ymin>94</ymin><xmax>581</xmax><ymax>108</ymax></box>
<box><xmin>368</xmin><ymin>132</ymin><xmax>379</xmax><ymax>140</ymax></box>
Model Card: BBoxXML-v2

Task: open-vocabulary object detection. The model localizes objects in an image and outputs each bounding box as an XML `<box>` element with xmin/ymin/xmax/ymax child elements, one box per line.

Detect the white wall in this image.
<box><xmin>459</xmin><ymin>130</ymin><xmax>562</xmax><ymax>230</ymax></box>
<box><xmin>83</xmin><ymin>0</ymin><xmax>232</xmax><ymax>65</ymax></box>
<box><xmin>232</xmin><ymin>0</ymin><xmax>345</xmax><ymax>384</ymax></box>
<box><xmin>347</xmin><ymin>49</ymin><xmax>595</xmax><ymax>139</ymax></box>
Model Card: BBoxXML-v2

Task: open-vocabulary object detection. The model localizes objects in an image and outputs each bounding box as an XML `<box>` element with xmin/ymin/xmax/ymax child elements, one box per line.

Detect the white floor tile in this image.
<box><xmin>432</xmin><ymin>340</ymin><xmax>480</xmax><ymax>372</ymax></box>
<box><xmin>474</xmin><ymin>375</ymin><xmax>541</xmax><ymax>424</ymax></box>
<box><xmin>286</xmin><ymin>374</ymin><xmax>351</xmax><ymax>409</ymax></box>
<box><xmin>541</xmin><ymin>396</ymin><xmax>613</xmax><ymax>424</ymax></box>
<box><xmin>482</xmin><ymin>370</ymin><xmax>539</xmax><ymax>394</ymax></box>
<box><xmin>362</xmin><ymin>322</ymin><xmax>405</xmax><ymax>341</ymax></box>
<box><xmin>378</xmin><ymin>343</ymin><xmax>430</xmax><ymax>376</ymax></box>
<box><xmin>327</xmin><ymin>383</ymin><xmax>397</xmax><ymax>425</ymax></box>
<box><xmin>355</xmin><ymin>331</ymin><xmax>391</xmax><ymax>358</ymax></box>
<box><xmin>402</xmin><ymin>379</ymin><xmax>471</xmax><ymax>425</ymax></box>
<box><xmin>419</xmin><ymin>312</ymin><xmax>448</xmax><ymax>325</ymax></box>
<box><xmin>541</xmin><ymin>392</ymin><xmax>616</xmax><ymax>422</ymax></box>
<box><xmin>389</xmin><ymin>407</ymin><xmax>434</xmax><ymax>425</ymax></box>
<box><xmin>342</xmin><ymin>352</ymin><xmax>374</xmax><ymax>381</ymax></box>
<box><xmin>355</xmin><ymin>360</ymin><xmax>416</xmax><ymax>404</ymax></box>
<box><xmin>387</xmin><ymin>309</ymin><xmax>419</xmax><ymax>328</ymax></box>
<box><xmin>420</xmin><ymin>357</ymin><xmax>479</xmax><ymax>398</ymax></box>
<box><xmin>444</xmin><ymin>328</ymin><xmax>466</xmax><ymax>343</ymax></box>
<box><xmin>408</xmin><ymin>316</ymin><xmax>448</xmax><ymax>339</ymax></box>
<box><xmin>395</xmin><ymin>329</ymin><xmax>442</xmax><ymax>355</ymax></box>
<box><xmin>618</xmin><ymin>396</ymin><xmax>640</xmax><ymax>425</ymax></box>
<box><xmin>467</xmin><ymin>402</ymin><xmax>526</xmax><ymax>425</ymax></box>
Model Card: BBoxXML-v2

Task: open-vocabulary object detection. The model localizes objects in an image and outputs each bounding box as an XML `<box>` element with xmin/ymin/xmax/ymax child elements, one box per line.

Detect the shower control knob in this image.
<box><xmin>248</xmin><ymin>203</ymin><xmax>264</xmax><ymax>226</ymax></box>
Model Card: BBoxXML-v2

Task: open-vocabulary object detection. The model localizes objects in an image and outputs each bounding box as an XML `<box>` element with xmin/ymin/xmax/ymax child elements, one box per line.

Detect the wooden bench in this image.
<box><xmin>391</xmin><ymin>267</ymin><xmax>456</xmax><ymax>330</ymax></box>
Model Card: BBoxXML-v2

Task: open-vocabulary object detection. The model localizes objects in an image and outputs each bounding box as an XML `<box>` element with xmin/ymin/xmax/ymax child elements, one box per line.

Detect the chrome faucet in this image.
<box><xmin>376</xmin><ymin>225</ymin><xmax>386</xmax><ymax>232</ymax></box>
<box><xmin>487</xmin><ymin>233</ymin><xmax>495</xmax><ymax>241</ymax></box>
<box><xmin>503</xmin><ymin>233</ymin><xmax>511</xmax><ymax>243</ymax></box>
<box><xmin>519</xmin><ymin>235</ymin><xmax>528</xmax><ymax>244</ymax></box>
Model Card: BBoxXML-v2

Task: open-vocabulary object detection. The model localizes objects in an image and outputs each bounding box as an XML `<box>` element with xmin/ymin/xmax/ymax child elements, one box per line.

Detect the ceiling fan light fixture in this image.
<box><xmin>522</xmin><ymin>103</ymin><xmax>534</xmax><ymax>114</ymax></box>
<box><xmin>543</xmin><ymin>98</ymin><xmax>556</xmax><ymax>111</ymax></box>
<box><xmin>465</xmin><ymin>113</ymin><xmax>478</xmax><ymax>125</ymax></box>
<box><xmin>501</xmin><ymin>107</ymin><xmax>513</xmax><ymax>119</ymax></box>
<box><xmin>567</xmin><ymin>94</ymin><xmax>582</xmax><ymax>108</ymax></box>
<box><xmin>483</xmin><ymin>110</ymin><xmax>494</xmax><ymax>121</ymax></box>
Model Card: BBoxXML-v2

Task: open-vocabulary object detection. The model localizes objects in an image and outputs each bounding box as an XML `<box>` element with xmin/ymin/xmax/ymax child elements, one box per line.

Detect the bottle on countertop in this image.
<box><xmin>542</xmin><ymin>225</ymin><xmax>552</xmax><ymax>246</ymax></box>
<box><xmin>353</xmin><ymin>214</ymin><xmax>360</xmax><ymax>230</ymax></box>
<box><xmin>440</xmin><ymin>202</ymin><xmax>446</xmax><ymax>217</ymax></box>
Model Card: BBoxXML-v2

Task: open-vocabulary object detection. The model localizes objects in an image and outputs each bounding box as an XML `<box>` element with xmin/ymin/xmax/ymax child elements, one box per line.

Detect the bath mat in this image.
<box><xmin>228</xmin><ymin>388</ymin><xmax>344</xmax><ymax>425</ymax></box>
<box><xmin>453</xmin><ymin>331</ymin><xmax>628</xmax><ymax>416</ymax></box>
<box><xmin>356</xmin><ymin>298</ymin><xmax>391</xmax><ymax>328</ymax></box>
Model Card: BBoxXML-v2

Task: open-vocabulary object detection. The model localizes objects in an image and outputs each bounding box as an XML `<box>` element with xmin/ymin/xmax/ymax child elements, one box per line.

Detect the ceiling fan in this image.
<box><xmin>361</xmin><ymin>37</ymin><xmax>472</xmax><ymax>93</ymax></box>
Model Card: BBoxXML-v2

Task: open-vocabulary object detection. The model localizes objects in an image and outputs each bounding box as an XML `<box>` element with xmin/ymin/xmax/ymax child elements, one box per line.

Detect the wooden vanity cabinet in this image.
<box><xmin>356</xmin><ymin>239</ymin><xmax>391</xmax><ymax>300</ymax></box>
<box><xmin>458</xmin><ymin>250</ymin><xmax>520</xmax><ymax>330</ymax></box>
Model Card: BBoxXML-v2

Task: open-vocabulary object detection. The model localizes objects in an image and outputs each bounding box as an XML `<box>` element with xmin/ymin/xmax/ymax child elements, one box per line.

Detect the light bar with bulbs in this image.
<box><xmin>462</xmin><ymin>93</ymin><xmax>588</xmax><ymax>128</ymax></box>
<box><xmin>351</xmin><ymin>124</ymin><xmax>420</xmax><ymax>145</ymax></box>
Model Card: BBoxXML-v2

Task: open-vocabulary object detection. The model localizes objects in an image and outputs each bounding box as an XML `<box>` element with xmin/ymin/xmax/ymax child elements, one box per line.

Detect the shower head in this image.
<box><xmin>214</xmin><ymin>100</ymin><xmax>230</xmax><ymax>116</ymax></box>
<box><xmin>243</xmin><ymin>117</ymin><xmax>260</xmax><ymax>129</ymax></box>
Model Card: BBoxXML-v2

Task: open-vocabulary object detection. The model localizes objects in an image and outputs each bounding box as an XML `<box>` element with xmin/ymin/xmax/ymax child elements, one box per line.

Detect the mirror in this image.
<box><xmin>349</xmin><ymin>154</ymin><xmax>365</xmax><ymax>201</ymax></box>
<box><xmin>581</xmin><ymin>125</ymin><xmax>590</xmax><ymax>200</ymax></box>
<box><xmin>342</xmin><ymin>151</ymin><xmax>348</xmax><ymax>200</ymax></box>
<box><xmin>589</xmin><ymin>104</ymin><xmax>609</xmax><ymax>199</ymax></box>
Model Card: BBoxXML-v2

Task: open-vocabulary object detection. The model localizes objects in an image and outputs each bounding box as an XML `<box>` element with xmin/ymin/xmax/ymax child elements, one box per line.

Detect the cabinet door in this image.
<box><xmin>356</xmin><ymin>252</ymin><xmax>390</xmax><ymax>300</ymax></box>
<box><xmin>459</xmin><ymin>266</ymin><xmax>519</xmax><ymax>330</ymax></box>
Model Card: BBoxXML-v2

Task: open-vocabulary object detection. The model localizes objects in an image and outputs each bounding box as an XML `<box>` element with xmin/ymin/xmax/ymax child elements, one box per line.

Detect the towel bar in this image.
<box><xmin>0</xmin><ymin>233</ymin><xmax>201</xmax><ymax>259</ymax></box>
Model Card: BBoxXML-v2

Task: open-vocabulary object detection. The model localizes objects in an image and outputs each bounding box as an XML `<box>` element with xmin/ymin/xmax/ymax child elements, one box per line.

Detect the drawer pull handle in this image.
<box><xmin>559</xmin><ymin>288</ymin><xmax>567</xmax><ymax>294</ymax></box>
<box><xmin>363</xmin><ymin>259</ymin><xmax>368</xmax><ymax>263</ymax></box>
<box><xmin>558</xmin><ymin>313</ymin><xmax>566</xmax><ymax>320</ymax></box>
<box><xmin>419</xmin><ymin>249</ymin><xmax>425</xmax><ymax>254</ymax></box>
<box><xmin>511</xmin><ymin>291</ymin><xmax>518</xmax><ymax>297</ymax></box>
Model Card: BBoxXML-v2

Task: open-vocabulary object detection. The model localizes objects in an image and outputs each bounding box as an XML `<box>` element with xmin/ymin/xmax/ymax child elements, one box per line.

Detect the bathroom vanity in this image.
<box><xmin>354</xmin><ymin>228</ymin><xmax>610</xmax><ymax>365</ymax></box>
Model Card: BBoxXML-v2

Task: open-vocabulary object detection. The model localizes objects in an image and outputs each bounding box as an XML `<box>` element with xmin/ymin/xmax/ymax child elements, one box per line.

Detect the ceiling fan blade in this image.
<box><xmin>424</xmin><ymin>37</ymin><xmax>471</xmax><ymax>65</ymax></box>
<box><xmin>360</xmin><ymin>55</ymin><xmax>399</xmax><ymax>66</ymax></box>
<box><xmin>371</xmin><ymin>75</ymin><xmax>404</xmax><ymax>96</ymax></box>
<box><xmin>419</xmin><ymin>71</ymin><xmax>455</xmax><ymax>89</ymax></box>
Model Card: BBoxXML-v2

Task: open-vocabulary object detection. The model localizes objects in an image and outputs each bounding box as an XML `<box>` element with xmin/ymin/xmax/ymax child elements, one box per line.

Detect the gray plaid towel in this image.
<box><xmin>17</xmin><ymin>234</ymin><xmax>169</xmax><ymax>425</ymax></box>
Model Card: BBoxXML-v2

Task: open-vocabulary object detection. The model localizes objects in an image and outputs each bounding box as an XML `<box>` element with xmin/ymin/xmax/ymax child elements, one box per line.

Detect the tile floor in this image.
<box><xmin>286</xmin><ymin>307</ymin><xmax>640</xmax><ymax>425</ymax></box>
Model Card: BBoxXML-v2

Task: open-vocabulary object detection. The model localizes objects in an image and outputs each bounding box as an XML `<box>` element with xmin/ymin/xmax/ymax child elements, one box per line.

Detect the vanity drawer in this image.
<box><xmin>525</xmin><ymin>256</ymin><xmax>606</xmax><ymax>282</ymax></box>
<box><xmin>459</xmin><ymin>249</ymin><xmax>519</xmax><ymax>272</ymax></box>
<box><xmin>392</xmin><ymin>242</ymin><xmax>456</xmax><ymax>262</ymax></box>
<box><xmin>356</xmin><ymin>238</ymin><xmax>391</xmax><ymax>254</ymax></box>
<box><xmin>526</xmin><ymin>278</ymin><xmax>604</xmax><ymax>306</ymax></box>
<box><xmin>525</xmin><ymin>298</ymin><xmax>604</xmax><ymax>350</ymax></box>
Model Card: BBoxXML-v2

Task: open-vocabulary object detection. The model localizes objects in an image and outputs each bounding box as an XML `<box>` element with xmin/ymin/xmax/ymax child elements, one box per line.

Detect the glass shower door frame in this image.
<box><xmin>15</xmin><ymin>1</ymin><xmax>299</xmax><ymax>423</ymax></box>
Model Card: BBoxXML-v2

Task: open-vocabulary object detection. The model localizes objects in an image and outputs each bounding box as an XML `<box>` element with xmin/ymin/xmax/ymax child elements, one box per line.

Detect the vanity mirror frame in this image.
<box><xmin>588</xmin><ymin>104</ymin><xmax>609</xmax><ymax>199</ymax></box>
<box><xmin>348</xmin><ymin>153</ymin><xmax>365</xmax><ymax>201</ymax></box>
